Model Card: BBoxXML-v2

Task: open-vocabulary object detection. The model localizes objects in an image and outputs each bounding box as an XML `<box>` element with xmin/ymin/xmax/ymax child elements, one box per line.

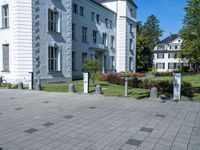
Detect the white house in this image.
<box><xmin>153</xmin><ymin>34</ymin><xmax>188</xmax><ymax>72</ymax></box>
<box><xmin>0</xmin><ymin>0</ymin><xmax>137</xmax><ymax>84</ymax></box>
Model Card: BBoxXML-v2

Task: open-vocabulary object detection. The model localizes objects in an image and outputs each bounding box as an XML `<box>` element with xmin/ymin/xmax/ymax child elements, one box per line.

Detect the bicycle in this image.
<box><xmin>0</xmin><ymin>76</ymin><xmax>7</xmax><ymax>86</ymax></box>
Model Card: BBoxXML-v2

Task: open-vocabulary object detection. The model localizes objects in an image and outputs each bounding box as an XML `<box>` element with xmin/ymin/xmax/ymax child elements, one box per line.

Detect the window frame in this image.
<box><xmin>2</xmin><ymin>4</ymin><xmax>9</xmax><ymax>28</ymax></box>
<box><xmin>48</xmin><ymin>46</ymin><xmax>59</xmax><ymax>72</ymax></box>
<box><xmin>48</xmin><ymin>9</ymin><xmax>59</xmax><ymax>32</ymax></box>
<box><xmin>82</xmin><ymin>27</ymin><xmax>88</xmax><ymax>43</ymax></box>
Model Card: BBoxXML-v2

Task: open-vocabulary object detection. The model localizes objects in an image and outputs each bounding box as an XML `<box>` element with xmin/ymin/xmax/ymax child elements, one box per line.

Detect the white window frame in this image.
<box><xmin>48</xmin><ymin>9</ymin><xmax>61</xmax><ymax>33</ymax></box>
<box><xmin>2</xmin><ymin>4</ymin><xmax>9</xmax><ymax>28</ymax></box>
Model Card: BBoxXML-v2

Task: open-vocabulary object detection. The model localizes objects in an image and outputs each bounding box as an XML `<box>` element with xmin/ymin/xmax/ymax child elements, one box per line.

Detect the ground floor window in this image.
<box><xmin>110</xmin><ymin>56</ymin><xmax>115</xmax><ymax>70</ymax></box>
<box><xmin>72</xmin><ymin>52</ymin><xmax>76</xmax><ymax>71</ymax></box>
<box><xmin>82</xmin><ymin>53</ymin><xmax>88</xmax><ymax>63</ymax></box>
<box><xmin>2</xmin><ymin>44</ymin><xmax>9</xmax><ymax>72</ymax></box>
<box><xmin>129</xmin><ymin>57</ymin><xmax>133</xmax><ymax>71</ymax></box>
<box><xmin>48</xmin><ymin>46</ymin><xmax>58</xmax><ymax>71</ymax></box>
<box><xmin>168</xmin><ymin>63</ymin><xmax>175</xmax><ymax>69</ymax></box>
<box><xmin>156</xmin><ymin>63</ymin><xmax>165</xmax><ymax>69</ymax></box>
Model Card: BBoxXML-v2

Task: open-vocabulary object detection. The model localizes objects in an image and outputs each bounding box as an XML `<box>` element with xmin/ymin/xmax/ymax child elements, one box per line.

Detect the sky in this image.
<box><xmin>135</xmin><ymin>0</ymin><xmax>187</xmax><ymax>39</ymax></box>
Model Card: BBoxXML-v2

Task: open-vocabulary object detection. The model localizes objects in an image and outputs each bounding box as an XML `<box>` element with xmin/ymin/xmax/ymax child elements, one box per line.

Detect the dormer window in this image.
<box><xmin>157</xmin><ymin>45</ymin><xmax>164</xmax><ymax>50</ymax></box>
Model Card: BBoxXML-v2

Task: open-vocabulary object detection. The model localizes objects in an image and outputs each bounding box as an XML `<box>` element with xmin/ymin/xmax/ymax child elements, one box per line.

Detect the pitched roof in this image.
<box><xmin>94</xmin><ymin>0</ymin><xmax>138</xmax><ymax>8</ymax></box>
<box><xmin>158</xmin><ymin>34</ymin><xmax>179</xmax><ymax>44</ymax></box>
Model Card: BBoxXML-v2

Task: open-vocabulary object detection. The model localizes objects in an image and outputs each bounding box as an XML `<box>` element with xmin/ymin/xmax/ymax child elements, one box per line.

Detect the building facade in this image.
<box><xmin>153</xmin><ymin>34</ymin><xmax>188</xmax><ymax>72</ymax></box>
<box><xmin>0</xmin><ymin>0</ymin><xmax>137</xmax><ymax>84</ymax></box>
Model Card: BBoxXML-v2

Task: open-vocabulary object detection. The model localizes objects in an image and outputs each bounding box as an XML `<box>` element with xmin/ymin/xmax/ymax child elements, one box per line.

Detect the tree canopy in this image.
<box><xmin>136</xmin><ymin>15</ymin><xmax>163</xmax><ymax>70</ymax></box>
<box><xmin>178</xmin><ymin>0</ymin><xmax>200</xmax><ymax>71</ymax></box>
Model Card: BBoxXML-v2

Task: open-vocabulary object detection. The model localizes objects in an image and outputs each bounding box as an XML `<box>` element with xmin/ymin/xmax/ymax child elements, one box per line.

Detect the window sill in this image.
<box><xmin>0</xmin><ymin>27</ymin><xmax>10</xmax><ymax>30</ymax></box>
<box><xmin>1</xmin><ymin>70</ymin><xmax>10</xmax><ymax>73</ymax></box>
<box><xmin>48</xmin><ymin>71</ymin><xmax>62</xmax><ymax>74</ymax></box>
<box><xmin>47</xmin><ymin>31</ymin><xmax>62</xmax><ymax>34</ymax></box>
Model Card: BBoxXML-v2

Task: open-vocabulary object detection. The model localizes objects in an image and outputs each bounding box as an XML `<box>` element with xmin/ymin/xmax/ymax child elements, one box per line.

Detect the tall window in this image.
<box><xmin>48</xmin><ymin>46</ymin><xmax>58</xmax><ymax>71</ymax></box>
<box><xmin>102</xmin><ymin>33</ymin><xmax>107</xmax><ymax>47</ymax></box>
<box><xmin>110</xmin><ymin>56</ymin><xmax>114</xmax><ymax>70</ymax></box>
<box><xmin>129</xmin><ymin>57</ymin><xmax>133</xmax><ymax>71</ymax></box>
<box><xmin>93</xmin><ymin>30</ymin><xmax>97</xmax><ymax>44</ymax></box>
<box><xmin>157</xmin><ymin>53</ymin><xmax>164</xmax><ymax>59</ymax></box>
<box><xmin>2</xmin><ymin>5</ymin><xmax>9</xmax><ymax>28</ymax></box>
<box><xmin>168</xmin><ymin>53</ymin><xmax>176</xmax><ymax>58</ymax></box>
<box><xmin>82</xmin><ymin>53</ymin><xmax>87</xmax><ymax>63</ymax></box>
<box><xmin>80</xmin><ymin>6</ymin><xmax>84</xmax><ymax>16</ymax></box>
<box><xmin>73</xmin><ymin>3</ymin><xmax>78</xmax><ymax>14</ymax></box>
<box><xmin>104</xmin><ymin>55</ymin><xmax>107</xmax><ymax>71</ymax></box>
<box><xmin>130</xmin><ymin>39</ymin><xmax>133</xmax><ymax>50</ymax></box>
<box><xmin>91</xmin><ymin>12</ymin><xmax>95</xmax><ymax>21</ymax></box>
<box><xmin>110</xmin><ymin>36</ymin><xmax>115</xmax><ymax>48</ymax></box>
<box><xmin>72</xmin><ymin>52</ymin><xmax>76</xmax><ymax>71</ymax></box>
<box><xmin>82</xmin><ymin>27</ymin><xmax>87</xmax><ymax>43</ymax></box>
<box><xmin>105</xmin><ymin>18</ymin><xmax>108</xmax><ymax>28</ymax></box>
<box><xmin>96</xmin><ymin>14</ymin><xmax>100</xmax><ymax>23</ymax></box>
<box><xmin>110</xmin><ymin>20</ymin><xmax>113</xmax><ymax>29</ymax></box>
<box><xmin>72</xmin><ymin>23</ymin><xmax>76</xmax><ymax>40</ymax></box>
<box><xmin>48</xmin><ymin>9</ymin><xmax>58</xmax><ymax>32</ymax></box>
<box><xmin>156</xmin><ymin>63</ymin><xmax>165</xmax><ymax>69</ymax></box>
<box><xmin>2</xmin><ymin>44</ymin><xmax>9</xmax><ymax>72</ymax></box>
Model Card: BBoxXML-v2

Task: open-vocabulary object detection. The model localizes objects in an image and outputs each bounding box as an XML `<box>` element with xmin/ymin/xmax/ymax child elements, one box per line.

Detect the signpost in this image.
<box><xmin>83</xmin><ymin>73</ymin><xmax>89</xmax><ymax>94</ymax></box>
<box><xmin>173</xmin><ymin>73</ymin><xmax>181</xmax><ymax>101</ymax></box>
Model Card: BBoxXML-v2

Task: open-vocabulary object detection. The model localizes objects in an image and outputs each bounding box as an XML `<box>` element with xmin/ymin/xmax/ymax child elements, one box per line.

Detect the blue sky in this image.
<box><xmin>135</xmin><ymin>0</ymin><xmax>187</xmax><ymax>39</ymax></box>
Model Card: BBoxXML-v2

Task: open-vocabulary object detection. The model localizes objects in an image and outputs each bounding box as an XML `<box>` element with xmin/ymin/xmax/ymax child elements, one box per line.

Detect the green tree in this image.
<box><xmin>178</xmin><ymin>0</ymin><xmax>200</xmax><ymax>72</ymax></box>
<box><xmin>82</xmin><ymin>59</ymin><xmax>102</xmax><ymax>84</ymax></box>
<box><xmin>136</xmin><ymin>15</ymin><xmax>163</xmax><ymax>70</ymax></box>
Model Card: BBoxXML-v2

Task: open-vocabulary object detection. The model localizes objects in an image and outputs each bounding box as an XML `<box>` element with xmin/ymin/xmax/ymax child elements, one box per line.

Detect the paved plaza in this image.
<box><xmin>0</xmin><ymin>89</ymin><xmax>200</xmax><ymax>150</ymax></box>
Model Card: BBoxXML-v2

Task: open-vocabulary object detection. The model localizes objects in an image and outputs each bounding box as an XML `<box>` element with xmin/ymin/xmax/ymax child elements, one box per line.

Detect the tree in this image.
<box><xmin>82</xmin><ymin>59</ymin><xmax>102</xmax><ymax>84</ymax></box>
<box><xmin>178</xmin><ymin>0</ymin><xmax>200</xmax><ymax>72</ymax></box>
<box><xmin>136</xmin><ymin>15</ymin><xmax>163</xmax><ymax>70</ymax></box>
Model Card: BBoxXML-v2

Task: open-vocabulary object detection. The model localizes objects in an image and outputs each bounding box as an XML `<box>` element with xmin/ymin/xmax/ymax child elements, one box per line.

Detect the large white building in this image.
<box><xmin>153</xmin><ymin>34</ymin><xmax>188</xmax><ymax>72</ymax></box>
<box><xmin>0</xmin><ymin>0</ymin><xmax>137</xmax><ymax>84</ymax></box>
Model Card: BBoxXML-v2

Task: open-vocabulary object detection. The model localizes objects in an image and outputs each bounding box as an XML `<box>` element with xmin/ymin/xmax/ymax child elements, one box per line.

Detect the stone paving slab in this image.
<box><xmin>0</xmin><ymin>89</ymin><xmax>200</xmax><ymax>150</ymax></box>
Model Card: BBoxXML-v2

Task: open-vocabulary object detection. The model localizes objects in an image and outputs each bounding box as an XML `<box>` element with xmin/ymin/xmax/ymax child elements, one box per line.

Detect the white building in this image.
<box><xmin>153</xmin><ymin>34</ymin><xmax>188</xmax><ymax>72</ymax></box>
<box><xmin>0</xmin><ymin>0</ymin><xmax>137</xmax><ymax>84</ymax></box>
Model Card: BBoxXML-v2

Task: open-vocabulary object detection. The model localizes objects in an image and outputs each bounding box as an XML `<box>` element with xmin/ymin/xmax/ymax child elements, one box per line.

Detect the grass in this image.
<box><xmin>42</xmin><ymin>80</ymin><xmax>150</xmax><ymax>99</ymax></box>
<box><xmin>149</xmin><ymin>74</ymin><xmax>200</xmax><ymax>102</ymax></box>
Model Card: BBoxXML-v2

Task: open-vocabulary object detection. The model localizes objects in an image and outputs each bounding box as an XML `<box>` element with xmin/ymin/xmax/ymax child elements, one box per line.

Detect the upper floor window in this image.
<box><xmin>73</xmin><ymin>3</ymin><xmax>78</xmax><ymax>14</ymax></box>
<box><xmin>102</xmin><ymin>33</ymin><xmax>107</xmax><ymax>47</ymax></box>
<box><xmin>93</xmin><ymin>30</ymin><xmax>97</xmax><ymax>44</ymax></box>
<box><xmin>2</xmin><ymin>5</ymin><xmax>9</xmax><ymax>28</ymax></box>
<box><xmin>80</xmin><ymin>6</ymin><xmax>84</xmax><ymax>17</ymax></box>
<box><xmin>96</xmin><ymin>14</ymin><xmax>100</xmax><ymax>24</ymax></box>
<box><xmin>110</xmin><ymin>20</ymin><xmax>113</xmax><ymax>29</ymax></box>
<box><xmin>82</xmin><ymin>27</ymin><xmax>87</xmax><ymax>43</ymax></box>
<box><xmin>157</xmin><ymin>53</ymin><xmax>164</xmax><ymax>59</ymax></box>
<box><xmin>91</xmin><ymin>12</ymin><xmax>95</xmax><ymax>21</ymax></box>
<box><xmin>168</xmin><ymin>53</ymin><xmax>176</xmax><ymax>58</ymax></box>
<box><xmin>72</xmin><ymin>23</ymin><xmax>76</xmax><ymax>40</ymax></box>
<box><xmin>156</xmin><ymin>63</ymin><xmax>165</xmax><ymax>69</ymax></box>
<box><xmin>175</xmin><ymin>45</ymin><xmax>178</xmax><ymax>49</ymax></box>
<box><xmin>130</xmin><ymin>39</ymin><xmax>133</xmax><ymax>50</ymax></box>
<box><xmin>157</xmin><ymin>45</ymin><xmax>165</xmax><ymax>50</ymax></box>
<box><xmin>48</xmin><ymin>9</ymin><xmax>59</xmax><ymax>32</ymax></box>
<box><xmin>110</xmin><ymin>36</ymin><xmax>115</xmax><ymax>48</ymax></box>
<box><xmin>105</xmin><ymin>18</ymin><xmax>109</xmax><ymax>28</ymax></box>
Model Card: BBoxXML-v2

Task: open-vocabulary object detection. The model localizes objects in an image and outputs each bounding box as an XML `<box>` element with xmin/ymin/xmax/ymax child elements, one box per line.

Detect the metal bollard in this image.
<box><xmin>68</xmin><ymin>84</ymin><xmax>75</xmax><ymax>93</ymax></box>
<box><xmin>124</xmin><ymin>78</ymin><xmax>128</xmax><ymax>97</ymax></box>
<box><xmin>96</xmin><ymin>84</ymin><xmax>102</xmax><ymax>95</ymax></box>
<box><xmin>18</xmin><ymin>82</ymin><xmax>23</xmax><ymax>90</ymax></box>
<box><xmin>150</xmin><ymin>87</ymin><xmax>158</xmax><ymax>99</ymax></box>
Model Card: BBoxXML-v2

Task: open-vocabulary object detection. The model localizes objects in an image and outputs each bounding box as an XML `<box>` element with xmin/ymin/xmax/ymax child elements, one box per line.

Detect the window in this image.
<box><xmin>48</xmin><ymin>46</ymin><xmax>58</xmax><ymax>71</ymax></box>
<box><xmin>110</xmin><ymin>56</ymin><xmax>114</xmax><ymax>70</ymax></box>
<box><xmin>2</xmin><ymin>5</ymin><xmax>9</xmax><ymax>28</ymax></box>
<box><xmin>80</xmin><ymin>6</ymin><xmax>84</xmax><ymax>16</ymax></box>
<box><xmin>175</xmin><ymin>45</ymin><xmax>178</xmax><ymax>49</ymax></box>
<box><xmin>129</xmin><ymin>57</ymin><xmax>133</xmax><ymax>71</ymax></box>
<box><xmin>82</xmin><ymin>53</ymin><xmax>87</xmax><ymax>63</ymax></box>
<box><xmin>104</xmin><ymin>55</ymin><xmax>107</xmax><ymax>71</ymax></box>
<box><xmin>72</xmin><ymin>23</ymin><xmax>76</xmax><ymax>40</ymax></box>
<box><xmin>96</xmin><ymin>14</ymin><xmax>100</xmax><ymax>23</ymax></box>
<box><xmin>168</xmin><ymin>53</ymin><xmax>176</xmax><ymax>58</ymax></box>
<box><xmin>110</xmin><ymin>20</ymin><xmax>113</xmax><ymax>28</ymax></box>
<box><xmin>93</xmin><ymin>30</ymin><xmax>97</xmax><ymax>44</ymax></box>
<box><xmin>157</xmin><ymin>53</ymin><xmax>164</xmax><ymax>59</ymax></box>
<box><xmin>48</xmin><ymin>9</ymin><xmax>59</xmax><ymax>32</ymax></box>
<box><xmin>82</xmin><ymin>27</ymin><xmax>87</xmax><ymax>43</ymax></box>
<box><xmin>156</xmin><ymin>63</ymin><xmax>165</xmax><ymax>69</ymax></box>
<box><xmin>2</xmin><ymin>44</ymin><xmax>9</xmax><ymax>72</ymax></box>
<box><xmin>157</xmin><ymin>45</ymin><xmax>165</xmax><ymax>50</ymax></box>
<box><xmin>105</xmin><ymin>18</ymin><xmax>108</xmax><ymax>28</ymax></box>
<box><xmin>130</xmin><ymin>39</ymin><xmax>133</xmax><ymax>50</ymax></box>
<box><xmin>72</xmin><ymin>52</ymin><xmax>76</xmax><ymax>71</ymax></box>
<box><xmin>102</xmin><ymin>33</ymin><xmax>107</xmax><ymax>47</ymax></box>
<box><xmin>110</xmin><ymin>36</ymin><xmax>115</xmax><ymax>48</ymax></box>
<box><xmin>130</xmin><ymin>24</ymin><xmax>133</xmax><ymax>33</ymax></box>
<box><xmin>168</xmin><ymin>63</ymin><xmax>175</xmax><ymax>69</ymax></box>
<box><xmin>73</xmin><ymin>3</ymin><xmax>78</xmax><ymax>14</ymax></box>
<box><xmin>91</xmin><ymin>12</ymin><xmax>95</xmax><ymax>21</ymax></box>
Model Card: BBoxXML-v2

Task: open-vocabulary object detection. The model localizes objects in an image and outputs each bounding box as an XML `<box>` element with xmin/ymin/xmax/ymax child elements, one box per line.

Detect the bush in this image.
<box><xmin>155</xmin><ymin>72</ymin><xmax>173</xmax><ymax>77</ymax></box>
<box><xmin>134</xmin><ymin>72</ymin><xmax>145</xmax><ymax>77</ymax></box>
